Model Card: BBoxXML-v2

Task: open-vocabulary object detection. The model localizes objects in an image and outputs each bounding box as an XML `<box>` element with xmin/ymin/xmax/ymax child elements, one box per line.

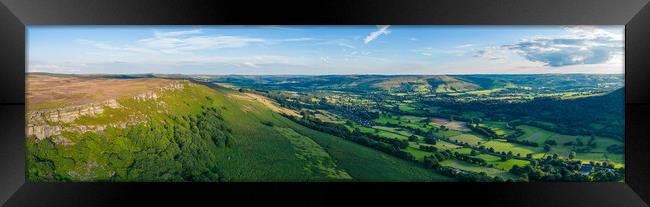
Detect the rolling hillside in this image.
<box><xmin>26</xmin><ymin>74</ymin><xmax>452</xmax><ymax>182</ymax></box>
<box><xmin>209</xmin><ymin>75</ymin><xmax>484</xmax><ymax>93</ymax></box>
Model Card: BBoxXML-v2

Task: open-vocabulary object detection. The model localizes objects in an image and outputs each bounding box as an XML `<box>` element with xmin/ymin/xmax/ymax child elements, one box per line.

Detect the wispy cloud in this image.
<box><xmin>136</xmin><ymin>35</ymin><xmax>265</xmax><ymax>53</ymax></box>
<box><xmin>257</xmin><ymin>26</ymin><xmax>305</xmax><ymax>31</ymax></box>
<box><xmin>77</xmin><ymin>39</ymin><xmax>121</xmax><ymax>50</ymax></box>
<box><xmin>153</xmin><ymin>29</ymin><xmax>202</xmax><ymax>37</ymax></box>
<box><xmin>280</xmin><ymin>37</ymin><xmax>314</xmax><ymax>42</ymax></box>
<box><xmin>338</xmin><ymin>43</ymin><xmax>356</xmax><ymax>49</ymax></box>
<box><xmin>413</xmin><ymin>47</ymin><xmax>435</xmax><ymax>56</ymax></box>
<box><xmin>72</xmin><ymin>29</ymin><xmax>302</xmax><ymax>68</ymax></box>
<box><xmin>413</xmin><ymin>47</ymin><xmax>468</xmax><ymax>57</ymax></box>
<box><xmin>473</xmin><ymin>46</ymin><xmax>509</xmax><ymax>60</ymax></box>
<box><xmin>364</xmin><ymin>25</ymin><xmax>390</xmax><ymax>44</ymax></box>
<box><xmin>29</xmin><ymin>64</ymin><xmax>82</xmax><ymax>73</ymax></box>
<box><xmin>79</xmin><ymin>32</ymin><xmax>266</xmax><ymax>55</ymax></box>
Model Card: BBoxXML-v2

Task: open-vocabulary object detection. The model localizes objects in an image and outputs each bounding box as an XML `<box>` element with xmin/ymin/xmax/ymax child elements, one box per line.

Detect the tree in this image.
<box><xmin>576</xmin><ymin>138</ymin><xmax>584</xmax><ymax>147</ymax></box>
<box><xmin>569</xmin><ymin>151</ymin><xmax>576</xmax><ymax>159</ymax></box>
<box><xmin>424</xmin><ymin>137</ymin><xmax>437</xmax><ymax>145</ymax></box>
<box><xmin>544</xmin><ymin>139</ymin><xmax>557</xmax><ymax>146</ymax></box>
<box><xmin>544</xmin><ymin>144</ymin><xmax>552</xmax><ymax>152</ymax></box>
<box><xmin>408</xmin><ymin>135</ymin><xmax>418</xmax><ymax>142</ymax></box>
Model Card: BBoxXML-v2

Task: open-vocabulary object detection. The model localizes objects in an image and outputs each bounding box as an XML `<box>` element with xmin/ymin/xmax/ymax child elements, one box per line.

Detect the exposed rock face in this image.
<box><xmin>27</xmin><ymin>99</ymin><xmax>122</xmax><ymax>140</ymax></box>
<box><xmin>26</xmin><ymin>81</ymin><xmax>187</xmax><ymax>141</ymax></box>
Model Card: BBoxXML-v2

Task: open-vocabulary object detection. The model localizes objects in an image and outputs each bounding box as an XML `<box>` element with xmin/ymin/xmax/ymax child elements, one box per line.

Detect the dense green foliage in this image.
<box><xmin>28</xmin><ymin>84</ymin><xmax>233</xmax><ymax>181</ymax></box>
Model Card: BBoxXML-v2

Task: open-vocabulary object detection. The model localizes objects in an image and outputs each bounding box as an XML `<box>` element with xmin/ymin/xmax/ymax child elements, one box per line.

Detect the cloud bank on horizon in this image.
<box><xmin>28</xmin><ymin>26</ymin><xmax>624</xmax><ymax>75</ymax></box>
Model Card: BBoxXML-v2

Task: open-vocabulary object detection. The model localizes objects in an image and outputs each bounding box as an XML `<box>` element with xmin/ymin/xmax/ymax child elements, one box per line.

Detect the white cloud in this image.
<box><xmin>70</xmin><ymin>30</ymin><xmax>305</xmax><ymax>70</ymax></box>
<box><xmin>242</xmin><ymin>62</ymin><xmax>258</xmax><ymax>68</ymax></box>
<box><xmin>504</xmin><ymin>26</ymin><xmax>624</xmax><ymax>67</ymax></box>
<box><xmin>413</xmin><ymin>48</ymin><xmax>434</xmax><ymax>56</ymax></box>
<box><xmin>363</xmin><ymin>25</ymin><xmax>390</xmax><ymax>44</ymax></box>
<box><xmin>473</xmin><ymin>46</ymin><xmax>509</xmax><ymax>61</ymax></box>
<box><xmin>153</xmin><ymin>29</ymin><xmax>202</xmax><ymax>37</ymax></box>
<box><xmin>29</xmin><ymin>64</ymin><xmax>81</xmax><ymax>73</ymax></box>
<box><xmin>257</xmin><ymin>26</ymin><xmax>304</xmax><ymax>31</ymax></box>
<box><xmin>281</xmin><ymin>37</ymin><xmax>314</xmax><ymax>42</ymax></box>
<box><xmin>136</xmin><ymin>35</ymin><xmax>266</xmax><ymax>53</ymax></box>
<box><xmin>79</xmin><ymin>29</ymin><xmax>266</xmax><ymax>56</ymax></box>
<box><xmin>413</xmin><ymin>47</ymin><xmax>467</xmax><ymax>57</ymax></box>
<box><xmin>77</xmin><ymin>39</ymin><xmax>120</xmax><ymax>50</ymax></box>
<box><xmin>320</xmin><ymin>57</ymin><xmax>330</xmax><ymax>64</ymax></box>
<box><xmin>338</xmin><ymin>43</ymin><xmax>356</xmax><ymax>49</ymax></box>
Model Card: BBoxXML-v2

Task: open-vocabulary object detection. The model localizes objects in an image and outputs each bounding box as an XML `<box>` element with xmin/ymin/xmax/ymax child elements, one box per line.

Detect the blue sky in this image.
<box><xmin>28</xmin><ymin>26</ymin><xmax>624</xmax><ymax>75</ymax></box>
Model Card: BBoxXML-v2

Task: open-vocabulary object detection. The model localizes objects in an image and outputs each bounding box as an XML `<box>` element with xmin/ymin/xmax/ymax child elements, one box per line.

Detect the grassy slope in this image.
<box><xmin>278</xmin><ymin>117</ymin><xmax>453</xmax><ymax>181</ymax></box>
<box><xmin>206</xmin><ymin>85</ymin><xmax>453</xmax><ymax>181</ymax></box>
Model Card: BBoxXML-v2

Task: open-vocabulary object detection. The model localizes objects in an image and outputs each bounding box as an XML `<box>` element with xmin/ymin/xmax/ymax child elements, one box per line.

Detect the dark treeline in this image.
<box><xmin>429</xmin><ymin>88</ymin><xmax>624</xmax><ymax>140</ymax></box>
<box><xmin>284</xmin><ymin>115</ymin><xmax>416</xmax><ymax>161</ymax></box>
<box><xmin>509</xmin><ymin>155</ymin><xmax>624</xmax><ymax>182</ymax></box>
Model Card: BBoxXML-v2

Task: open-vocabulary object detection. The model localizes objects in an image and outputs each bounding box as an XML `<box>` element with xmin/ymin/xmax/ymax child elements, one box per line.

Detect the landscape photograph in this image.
<box><xmin>26</xmin><ymin>26</ymin><xmax>624</xmax><ymax>182</ymax></box>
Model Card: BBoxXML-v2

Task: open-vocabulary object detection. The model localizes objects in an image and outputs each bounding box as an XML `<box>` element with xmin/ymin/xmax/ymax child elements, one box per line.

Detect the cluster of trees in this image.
<box><xmin>419</xmin><ymin>145</ymin><xmax>438</xmax><ymax>152</ymax></box>
<box><xmin>509</xmin><ymin>155</ymin><xmax>624</xmax><ymax>182</ymax></box>
<box><xmin>429</xmin><ymin>88</ymin><xmax>624</xmax><ymax>140</ymax></box>
<box><xmin>424</xmin><ymin>137</ymin><xmax>437</xmax><ymax>145</ymax></box>
<box><xmin>468</xmin><ymin>123</ymin><xmax>499</xmax><ymax>139</ymax></box>
<box><xmin>28</xmin><ymin>105</ymin><xmax>232</xmax><ymax>182</ymax></box>
<box><xmin>468</xmin><ymin>121</ymin><xmax>538</xmax><ymax>147</ymax></box>
<box><xmin>422</xmin><ymin>154</ymin><xmax>511</xmax><ymax>182</ymax></box>
<box><xmin>285</xmin><ymin>115</ymin><xmax>416</xmax><ymax>161</ymax></box>
<box><xmin>509</xmin><ymin>139</ymin><xmax>540</xmax><ymax>147</ymax></box>
<box><xmin>453</xmin><ymin>152</ymin><xmax>487</xmax><ymax>166</ymax></box>
<box><xmin>560</xmin><ymin>136</ymin><xmax>599</xmax><ymax>153</ymax></box>
<box><xmin>606</xmin><ymin>144</ymin><xmax>624</xmax><ymax>153</ymax></box>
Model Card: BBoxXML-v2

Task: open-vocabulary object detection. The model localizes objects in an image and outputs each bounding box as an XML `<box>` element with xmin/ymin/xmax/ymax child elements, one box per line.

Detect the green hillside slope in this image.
<box><xmin>27</xmin><ymin>79</ymin><xmax>451</xmax><ymax>182</ymax></box>
<box><xmin>204</xmin><ymin>84</ymin><xmax>453</xmax><ymax>181</ymax></box>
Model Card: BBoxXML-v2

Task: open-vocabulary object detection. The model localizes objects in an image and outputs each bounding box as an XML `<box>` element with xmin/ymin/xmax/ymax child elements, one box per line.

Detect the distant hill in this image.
<box><xmin>452</xmin><ymin>88</ymin><xmax>624</xmax><ymax>139</ymax></box>
<box><xmin>208</xmin><ymin>74</ymin><xmax>623</xmax><ymax>94</ymax></box>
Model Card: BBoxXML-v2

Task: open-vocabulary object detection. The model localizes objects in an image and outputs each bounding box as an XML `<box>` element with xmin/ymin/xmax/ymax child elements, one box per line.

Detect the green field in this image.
<box><xmin>398</xmin><ymin>104</ymin><xmax>416</xmax><ymax>112</ymax></box>
<box><xmin>516</xmin><ymin>125</ymin><xmax>624</xmax><ymax>165</ymax></box>
<box><xmin>518</xmin><ymin>125</ymin><xmax>554</xmax><ymax>143</ymax></box>
<box><xmin>479</xmin><ymin>139</ymin><xmax>537</xmax><ymax>156</ymax></box>
<box><xmin>439</xmin><ymin>159</ymin><xmax>520</xmax><ymax>180</ymax></box>
<box><xmin>482</xmin><ymin>121</ymin><xmax>517</xmax><ymax>137</ymax></box>
<box><xmin>273</xmin><ymin>127</ymin><xmax>352</xmax><ymax>180</ymax></box>
<box><xmin>449</xmin><ymin>134</ymin><xmax>486</xmax><ymax>146</ymax></box>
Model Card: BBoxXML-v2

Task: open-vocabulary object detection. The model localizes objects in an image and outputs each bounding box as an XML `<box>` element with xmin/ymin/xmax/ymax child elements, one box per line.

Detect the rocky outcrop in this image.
<box><xmin>28</xmin><ymin>99</ymin><xmax>120</xmax><ymax>124</ymax></box>
<box><xmin>27</xmin><ymin>99</ymin><xmax>122</xmax><ymax>140</ymax></box>
<box><xmin>26</xmin><ymin>81</ymin><xmax>188</xmax><ymax>141</ymax></box>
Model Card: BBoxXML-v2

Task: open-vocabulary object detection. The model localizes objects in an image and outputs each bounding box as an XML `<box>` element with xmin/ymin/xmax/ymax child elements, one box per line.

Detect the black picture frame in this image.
<box><xmin>1</xmin><ymin>0</ymin><xmax>649</xmax><ymax>206</ymax></box>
